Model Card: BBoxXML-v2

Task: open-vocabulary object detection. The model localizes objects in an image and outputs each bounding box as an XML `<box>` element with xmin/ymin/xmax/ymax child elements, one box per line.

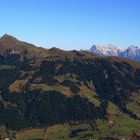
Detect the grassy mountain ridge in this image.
<box><xmin>0</xmin><ymin>35</ymin><xmax>140</xmax><ymax>139</ymax></box>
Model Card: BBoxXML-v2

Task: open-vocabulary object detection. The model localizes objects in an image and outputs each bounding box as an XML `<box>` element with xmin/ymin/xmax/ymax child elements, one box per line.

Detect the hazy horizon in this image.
<box><xmin>0</xmin><ymin>0</ymin><xmax>140</xmax><ymax>50</ymax></box>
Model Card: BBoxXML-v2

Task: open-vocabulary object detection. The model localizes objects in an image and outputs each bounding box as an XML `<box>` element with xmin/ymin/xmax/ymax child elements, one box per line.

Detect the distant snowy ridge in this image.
<box><xmin>89</xmin><ymin>44</ymin><xmax>140</xmax><ymax>61</ymax></box>
<box><xmin>89</xmin><ymin>44</ymin><xmax>124</xmax><ymax>56</ymax></box>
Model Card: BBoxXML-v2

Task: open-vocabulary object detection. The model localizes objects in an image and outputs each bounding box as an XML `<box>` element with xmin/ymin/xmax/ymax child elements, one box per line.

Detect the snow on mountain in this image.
<box><xmin>89</xmin><ymin>44</ymin><xmax>140</xmax><ymax>61</ymax></box>
<box><xmin>119</xmin><ymin>45</ymin><xmax>140</xmax><ymax>61</ymax></box>
<box><xmin>89</xmin><ymin>44</ymin><xmax>123</xmax><ymax>56</ymax></box>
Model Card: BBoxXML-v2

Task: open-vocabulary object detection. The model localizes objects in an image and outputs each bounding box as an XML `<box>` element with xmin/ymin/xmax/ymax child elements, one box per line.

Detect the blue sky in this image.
<box><xmin>0</xmin><ymin>0</ymin><xmax>140</xmax><ymax>50</ymax></box>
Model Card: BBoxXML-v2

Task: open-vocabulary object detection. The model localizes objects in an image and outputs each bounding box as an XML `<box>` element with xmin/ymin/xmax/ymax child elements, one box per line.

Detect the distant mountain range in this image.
<box><xmin>89</xmin><ymin>44</ymin><xmax>140</xmax><ymax>61</ymax></box>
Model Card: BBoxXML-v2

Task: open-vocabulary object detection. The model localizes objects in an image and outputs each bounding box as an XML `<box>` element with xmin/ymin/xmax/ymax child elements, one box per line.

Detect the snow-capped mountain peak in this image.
<box><xmin>89</xmin><ymin>44</ymin><xmax>123</xmax><ymax>56</ymax></box>
<box><xmin>119</xmin><ymin>45</ymin><xmax>140</xmax><ymax>61</ymax></box>
<box><xmin>89</xmin><ymin>44</ymin><xmax>140</xmax><ymax>61</ymax></box>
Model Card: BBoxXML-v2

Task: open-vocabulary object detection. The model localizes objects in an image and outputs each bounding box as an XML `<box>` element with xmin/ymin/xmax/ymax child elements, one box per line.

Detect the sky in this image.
<box><xmin>0</xmin><ymin>0</ymin><xmax>140</xmax><ymax>50</ymax></box>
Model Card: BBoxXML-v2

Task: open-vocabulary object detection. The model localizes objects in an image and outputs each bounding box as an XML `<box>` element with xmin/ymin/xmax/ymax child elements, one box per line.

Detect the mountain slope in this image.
<box><xmin>0</xmin><ymin>35</ymin><xmax>140</xmax><ymax>139</ymax></box>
